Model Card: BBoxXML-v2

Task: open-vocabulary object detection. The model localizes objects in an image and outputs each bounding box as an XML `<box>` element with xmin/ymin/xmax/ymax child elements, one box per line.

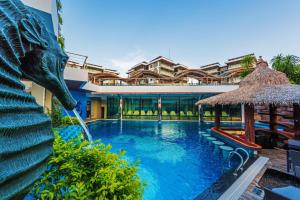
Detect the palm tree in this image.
<box><xmin>271</xmin><ymin>54</ymin><xmax>300</xmax><ymax>84</ymax></box>
<box><xmin>240</xmin><ymin>55</ymin><xmax>255</xmax><ymax>78</ymax></box>
<box><xmin>56</xmin><ymin>0</ymin><xmax>65</xmax><ymax>49</ymax></box>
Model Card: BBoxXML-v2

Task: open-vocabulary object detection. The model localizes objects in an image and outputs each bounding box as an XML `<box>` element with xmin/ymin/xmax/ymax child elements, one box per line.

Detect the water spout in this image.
<box><xmin>72</xmin><ymin>108</ymin><xmax>93</xmax><ymax>141</ymax></box>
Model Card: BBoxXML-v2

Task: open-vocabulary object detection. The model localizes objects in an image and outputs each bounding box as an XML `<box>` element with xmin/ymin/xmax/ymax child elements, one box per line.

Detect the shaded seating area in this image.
<box><xmin>196</xmin><ymin>57</ymin><xmax>300</xmax><ymax>151</ymax></box>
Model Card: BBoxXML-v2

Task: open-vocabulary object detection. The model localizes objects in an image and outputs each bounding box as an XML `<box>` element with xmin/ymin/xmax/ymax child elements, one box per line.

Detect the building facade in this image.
<box><xmin>200</xmin><ymin>54</ymin><xmax>257</xmax><ymax>83</ymax></box>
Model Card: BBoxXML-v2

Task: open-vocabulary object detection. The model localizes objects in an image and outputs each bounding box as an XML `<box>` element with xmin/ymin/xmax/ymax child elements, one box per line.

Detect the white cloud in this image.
<box><xmin>110</xmin><ymin>48</ymin><xmax>148</xmax><ymax>77</ymax></box>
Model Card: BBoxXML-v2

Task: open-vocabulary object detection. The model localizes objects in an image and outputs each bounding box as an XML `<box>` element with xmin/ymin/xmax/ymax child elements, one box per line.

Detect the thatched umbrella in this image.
<box><xmin>196</xmin><ymin>57</ymin><xmax>291</xmax><ymax>142</ymax></box>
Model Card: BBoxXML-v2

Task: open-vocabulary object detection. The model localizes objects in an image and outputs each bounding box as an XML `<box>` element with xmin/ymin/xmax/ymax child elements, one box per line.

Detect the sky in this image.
<box><xmin>61</xmin><ymin>0</ymin><xmax>300</xmax><ymax>77</ymax></box>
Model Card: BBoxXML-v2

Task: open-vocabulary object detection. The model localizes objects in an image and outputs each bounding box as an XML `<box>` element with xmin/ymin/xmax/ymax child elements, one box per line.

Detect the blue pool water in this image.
<box><xmin>88</xmin><ymin>120</ymin><xmax>237</xmax><ymax>200</ymax></box>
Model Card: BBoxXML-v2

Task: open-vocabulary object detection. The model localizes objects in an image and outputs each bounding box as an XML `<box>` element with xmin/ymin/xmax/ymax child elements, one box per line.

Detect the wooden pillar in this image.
<box><xmin>269</xmin><ymin>104</ymin><xmax>277</xmax><ymax>132</ymax></box>
<box><xmin>244</xmin><ymin>104</ymin><xmax>255</xmax><ymax>142</ymax></box>
<box><xmin>215</xmin><ymin>104</ymin><xmax>221</xmax><ymax>129</ymax></box>
<box><xmin>294</xmin><ymin>104</ymin><xmax>300</xmax><ymax>138</ymax></box>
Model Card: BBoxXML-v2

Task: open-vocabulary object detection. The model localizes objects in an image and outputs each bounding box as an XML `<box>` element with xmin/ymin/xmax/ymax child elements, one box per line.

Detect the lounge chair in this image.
<box><xmin>147</xmin><ymin>110</ymin><xmax>153</xmax><ymax>115</ymax></box>
<box><xmin>133</xmin><ymin>110</ymin><xmax>140</xmax><ymax>115</ymax></box>
<box><xmin>222</xmin><ymin>111</ymin><xmax>229</xmax><ymax>117</ymax></box>
<box><xmin>170</xmin><ymin>111</ymin><xmax>176</xmax><ymax>116</ymax></box>
<box><xmin>127</xmin><ymin>110</ymin><xmax>133</xmax><ymax>115</ymax></box>
<box><xmin>180</xmin><ymin>111</ymin><xmax>185</xmax><ymax>116</ymax></box>
<box><xmin>141</xmin><ymin>110</ymin><xmax>146</xmax><ymax>115</ymax></box>
<box><xmin>187</xmin><ymin>111</ymin><xmax>193</xmax><ymax>116</ymax></box>
<box><xmin>162</xmin><ymin>111</ymin><xmax>168</xmax><ymax>116</ymax></box>
<box><xmin>154</xmin><ymin>110</ymin><xmax>158</xmax><ymax>115</ymax></box>
<box><xmin>289</xmin><ymin>150</ymin><xmax>300</xmax><ymax>178</ymax></box>
<box><xmin>204</xmin><ymin>111</ymin><xmax>211</xmax><ymax>117</ymax></box>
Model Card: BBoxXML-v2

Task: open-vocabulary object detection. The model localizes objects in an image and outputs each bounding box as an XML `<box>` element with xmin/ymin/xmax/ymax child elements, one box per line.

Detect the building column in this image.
<box><xmin>269</xmin><ymin>104</ymin><xmax>277</xmax><ymax>132</ymax></box>
<box><xmin>158</xmin><ymin>97</ymin><xmax>162</xmax><ymax>121</ymax></box>
<box><xmin>244</xmin><ymin>104</ymin><xmax>255</xmax><ymax>142</ymax></box>
<box><xmin>119</xmin><ymin>96</ymin><xmax>123</xmax><ymax>120</ymax></box>
<box><xmin>215</xmin><ymin>104</ymin><xmax>221</xmax><ymax>129</ymax></box>
<box><xmin>198</xmin><ymin>105</ymin><xmax>202</xmax><ymax>121</ymax></box>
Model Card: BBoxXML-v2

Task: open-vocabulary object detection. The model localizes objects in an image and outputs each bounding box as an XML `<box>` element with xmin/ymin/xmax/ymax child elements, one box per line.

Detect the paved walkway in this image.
<box><xmin>239</xmin><ymin>148</ymin><xmax>287</xmax><ymax>200</ymax></box>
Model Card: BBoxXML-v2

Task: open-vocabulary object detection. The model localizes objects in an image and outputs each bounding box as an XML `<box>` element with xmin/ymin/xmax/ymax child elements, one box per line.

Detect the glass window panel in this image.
<box><xmin>107</xmin><ymin>97</ymin><xmax>119</xmax><ymax>119</ymax></box>
<box><xmin>161</xmin><ymin>97</ymin><xmax>179</xmax><ymax>120</ymax></box>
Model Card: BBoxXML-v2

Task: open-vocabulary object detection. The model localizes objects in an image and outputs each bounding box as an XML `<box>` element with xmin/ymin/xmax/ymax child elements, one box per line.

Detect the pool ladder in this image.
<box><xmin>228</xmin><ymin>148</ymin><xmax>249</xmax><ymax>176</ymax></box>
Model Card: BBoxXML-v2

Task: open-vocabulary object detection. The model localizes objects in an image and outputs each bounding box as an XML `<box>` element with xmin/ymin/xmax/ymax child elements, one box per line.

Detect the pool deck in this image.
<box><xmin>239</xmin><ymin>148</ymin><xmax>287</xmax><ymax>200</ymax></box>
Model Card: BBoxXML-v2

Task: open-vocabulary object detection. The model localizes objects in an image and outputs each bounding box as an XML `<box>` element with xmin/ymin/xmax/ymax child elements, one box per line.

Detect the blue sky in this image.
<box><xmin>61</xmin><ymin>0</ymin><xmax>300</xmax><ymax>76</ymax></box>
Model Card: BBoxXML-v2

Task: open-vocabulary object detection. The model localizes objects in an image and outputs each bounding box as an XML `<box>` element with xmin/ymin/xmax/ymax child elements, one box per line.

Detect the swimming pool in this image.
<box><xmin>88</xmin><ymin>120</ymin><xmax>237</xmax><ymax>200</ymax></box>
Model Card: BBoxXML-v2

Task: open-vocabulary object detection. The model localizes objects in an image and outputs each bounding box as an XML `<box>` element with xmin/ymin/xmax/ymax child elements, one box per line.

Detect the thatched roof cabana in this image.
<box><xmin>196</xmin><ymin>57</ymin><xmax>290</xmax><ymax>105</ymax></box>
<box><xmin>195</xmin><ymin>57</ymin><xmax>300</xmax><ymax>142</ymax></box>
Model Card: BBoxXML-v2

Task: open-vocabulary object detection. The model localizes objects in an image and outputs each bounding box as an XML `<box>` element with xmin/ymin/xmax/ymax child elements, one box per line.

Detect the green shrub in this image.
<box><xmin>30</xmin><ymin>135</ymin><xmax>144</xmax><ymax>200</ymax></box>
<box><xmin>61</xmin><ymin>116</ymin><xmax>80</xmax><ymax>125</ymax></box>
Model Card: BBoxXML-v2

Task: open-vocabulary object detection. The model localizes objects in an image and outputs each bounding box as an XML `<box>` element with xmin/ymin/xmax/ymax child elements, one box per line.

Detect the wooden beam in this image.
<box><xmin>215</xmin><ymin>104</ymin><xmax>221</xmax><ymax>129</ymax></box>
<box><xmin>244</xmin><ymin>104</ymin><xmax>255</xmax><ymax>142</ymax></box>
<box><xmin>269</xmin><ymin>104</ymin><xmax>277</xmax><ymax>132</ymax></box>
<box><xmin>294</xmin><ymin>103</ymin><xmax>300</xmax><ymax>138</ymax></box>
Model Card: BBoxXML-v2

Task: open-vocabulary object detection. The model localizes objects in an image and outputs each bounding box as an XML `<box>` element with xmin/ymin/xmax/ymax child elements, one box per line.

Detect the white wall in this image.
<box><xmin>64</xmin><ymin>67</ymin><xmax>89</xmax><ymax>82</ymax></box>
<box><xmin>22</xmin><ymin>0</ymin><xmax>52</xmax><ymax>13</ymax></box>
<box><xmin>82</xmin><ymin>83</ymin><xmax>239</xmax><ymax>94</ymax></box>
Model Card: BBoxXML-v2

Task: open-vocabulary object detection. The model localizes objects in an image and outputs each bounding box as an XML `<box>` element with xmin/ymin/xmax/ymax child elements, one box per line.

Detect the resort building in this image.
<box><xmin>200</xmin><ymin>53</ymin><xmax>257</xmax><ymax>83</ymax></box>
<box><xmin>199</xmin><ymin>62</ymin><xmax>221</xmax><ymax>76</ymax></box>
<box><xmin>26</xmin><ymin>50</ymin><xmax>253</xmax><ymax>121</ymax></box>
<box><xmin>128</xmin><ymin>56</ymin><xmax>176</xmax><ymax>78</ymax></box>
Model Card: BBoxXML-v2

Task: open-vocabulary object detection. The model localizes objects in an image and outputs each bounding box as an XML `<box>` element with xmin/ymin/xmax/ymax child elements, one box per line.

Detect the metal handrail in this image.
<box><xmin>228</xmin><ymin>151</ymin><xmax>244</xmax><ymax>176</ymax></box>
<box><xmin>235</xmin><ymin>148</ymin><xmax>249</xmax><ymax>166</ymax></box>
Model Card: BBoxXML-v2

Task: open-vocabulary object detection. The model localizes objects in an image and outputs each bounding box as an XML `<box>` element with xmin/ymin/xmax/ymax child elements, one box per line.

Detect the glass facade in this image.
<box><xmin>105</xmin><ymin>96</ymin><xmax>241</xmax><ymax>121</ymax></box>
<box><xmin>107</xmin><ymin>97</ymin><xmax>120</xmax><ymax>119</ymax></box>
<box><xmin>123</xmin><ymin>97</ymin><xmax>158</xmax><ymax>120</ymax></box>
<box><xmin>202</xmin><ymin>104</ymin><xmax>242</xmax><ymax>121</ymax></box>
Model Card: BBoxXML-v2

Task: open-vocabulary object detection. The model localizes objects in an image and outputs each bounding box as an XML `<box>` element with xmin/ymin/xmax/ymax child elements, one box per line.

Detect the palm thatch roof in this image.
<box><xmin>253</xmin><ymin>85</ymin><xmax>300</xmax><ymax>105</ymax></box>
<box><xmin>196</xmin><ymin>57</ymin><xmax>291</xmax><ymax>105</ymax></box>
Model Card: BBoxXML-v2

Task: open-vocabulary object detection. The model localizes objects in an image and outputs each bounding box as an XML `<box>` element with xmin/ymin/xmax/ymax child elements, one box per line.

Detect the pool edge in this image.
<box><xmin>218</xmin><ymin>156</ymin><xmax>269</xmax><ymax>200</ymax></box>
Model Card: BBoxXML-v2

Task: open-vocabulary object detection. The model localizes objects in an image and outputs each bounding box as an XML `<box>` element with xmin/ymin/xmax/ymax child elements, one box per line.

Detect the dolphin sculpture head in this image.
<box><xmin>19</xmin><ymin>14</ymin><xmax>76</xmax><ymax>110</ymax></box>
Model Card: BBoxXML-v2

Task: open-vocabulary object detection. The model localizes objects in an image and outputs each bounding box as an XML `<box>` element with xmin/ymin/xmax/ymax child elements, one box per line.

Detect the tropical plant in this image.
<box><xmin>271</xmin><ymin>54</ymin><xmax>300</xmax><ymax>84</ymax></box>
<box><xmin>30</xmin><ymin>134</ymin><xmax>144</xmax><ymax>200</ymax></box>
<box><xmin>240</xmin><ymin>55</ymin><xmax>255</xmax><ymax>78</ymax></box>
<box><xmin>56</xmin><ymin>0</ymin><xmax>65</xmax><ymax>48</ymax></box>
<box><xmin>48</xmin><ymin>97</ymin><xmax>63</xmax><ymax>127</ymax></box>
<box><xmin>61</xmin><ymin>116</ymin><xmax>80</xmax><ymax>125</ymax></box>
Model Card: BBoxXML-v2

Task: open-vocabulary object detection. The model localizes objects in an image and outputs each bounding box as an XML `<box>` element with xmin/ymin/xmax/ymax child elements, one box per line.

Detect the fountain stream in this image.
<box><xmin>72</xmin><ymin>108</ymin><xmax>93</xmax><ymax>141</ymax></box>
